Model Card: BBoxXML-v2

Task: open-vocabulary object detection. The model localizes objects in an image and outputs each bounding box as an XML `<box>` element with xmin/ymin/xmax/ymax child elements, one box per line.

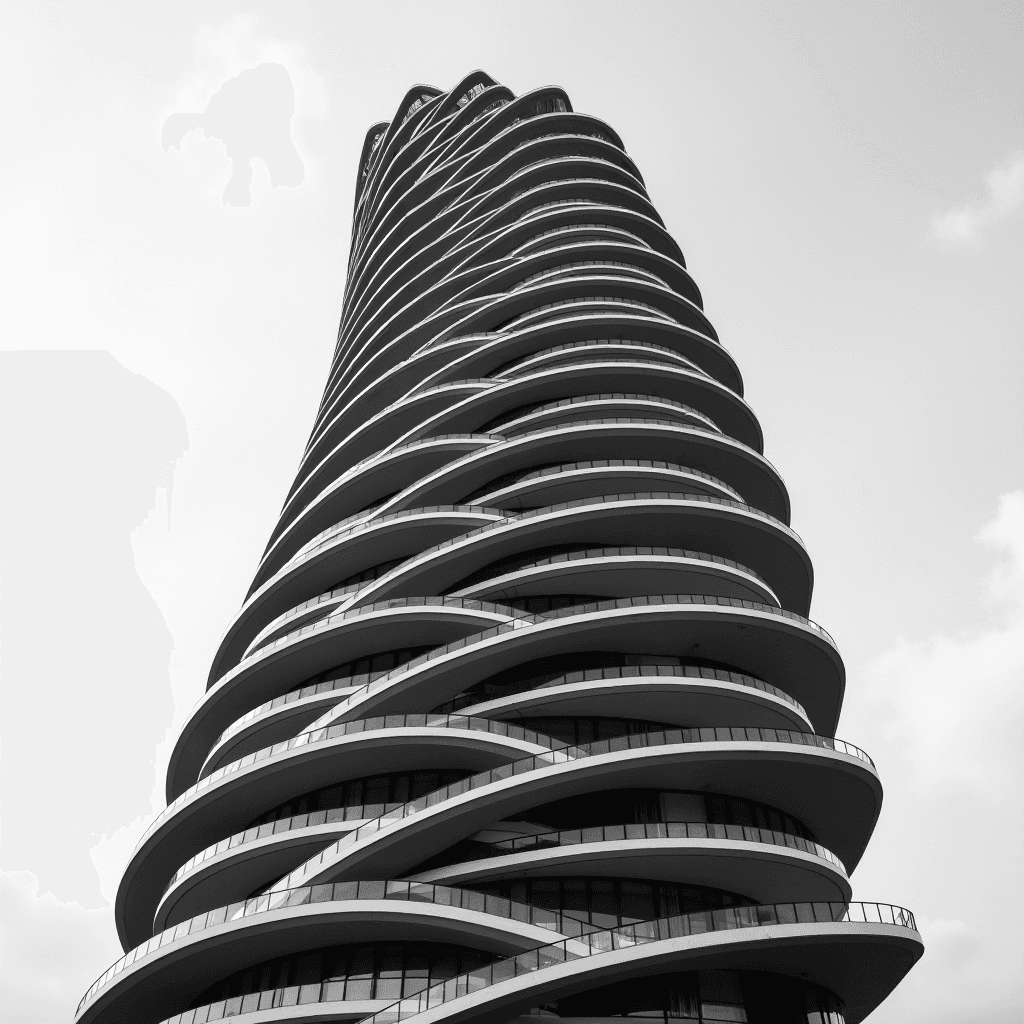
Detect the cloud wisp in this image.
<box><xmin>163</xmin><ymin>14</ymin><xmax>327</xmax><ymax>208</ymax></box>
<box><xmin>0</xmin><ymin>871</ymin><xmax>122</xmax><ymax>1024</ymax></box>
<box><xmin>854</xmin><ymin>490</ymin><xmax>1024</xmax><ymax>1022</ymax></box>
<box><xmin>928</xmin><ymin>151</ymin><xmax>1024</xmax><ymax>248</ymax></box>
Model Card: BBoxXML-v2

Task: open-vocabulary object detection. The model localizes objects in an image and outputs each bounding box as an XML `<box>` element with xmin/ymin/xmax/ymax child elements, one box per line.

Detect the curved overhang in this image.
<box><xmin>386</xmin><ymin>365</ymin><xmax>761</xmax><ymax>452</ymax></box>
<box><xmin>291</xmin><ymin>338</ymin><xmax>764</xmax><ymax>539</ymax></box>
<box><xmin>335</xmin><ymin>214</ymin><xmax>696</xmax><ymax>393</ymax></box>
<box><xmin>465</xmin><ymin>397</ymin><xmax>717</xmax><ymax>441</ymax></box>
<box><xmin>83</xmin><ymin>897</ymin><xmax>564</xmax><ymax>1024</ymax></box>
<box><xmin>341</xmin><ymin>217</ymin><xmax>671</xmax><ymax>366</ymax></box>
<box><xmin>175</xmin><ymin>601</ymin><xmax>516</xmax><ymax>799</ymax></box>
<box><xmin>217</xmin><ymin>508</ymin><xmax>502</xmax><ymax>682</ymax></box>
<box><xmin>124</xmin><ymin>724</ymin><xmax>555</xmax><ymax>948</ymax></box>
<box><xmin>319</xmin><ymin>599</ymin><xmax>843</xmax><ymax>733</ymax></box>
<box><xmin>308</xmin><ymin>305</ymin><xmax>742</xmax><ymax>481</ymax></box>
<box><xmin>421</xmin><ymin>72</ymin><xmax>498</xmax><ymax>127</ymax></box>
<box><xmin>201</xmin><ymin>685</ymin><xmax>352</xmax><ymax>776</ymax></box>
<box><xmin>352</xmin><ymin>917</ymin><xmax>923</xmax><ymax>1024</ymax></box>
<box><xmin>450</xmin><ymin>553</ymin><xmax>780</xmax><ymax>607</ymax></box>
<box><xmin>337</xmin><ymin>265</ymin><xmax>710</xmax><ymax>412</ymax></box>
<box><xmin>345</xmin><ymin>155</ymin><xmax>642</xmax><ymax>369</ymax></box>
<box><xmin>283</xmin><ymin>381</ymin><xmax>495</xmax><ymax>517</ymax></box>
<box><xmin>155</xmin><ymin>819</ymin><xmax>359</xmax><ymax>932</ymax></box>
<box><xmin>305</xmin><ymin>338</ymin><xmax>733</xmax><ymax>502</ymax></box>
<box><xmin>355</xmin><ymin>84</ymin><xmax>443</xmax><ymax>216</ymax></box>
<box><xmin>353</xmin><ymin>86</ymin><xmax>572</xmax><ymax>272</ymax></box>
<box><xmin>382</xmin><ymin>423</ymin><xmax>789</xmax><ymax>525</ymax></box>
<box><xmin>330</xmin><ymin>182</ymin><xmax>700</xmax><ymax>408</ymax></box>
<box><xmin>412</xmin><ymin>835</ymin><xmax>852</xmax><ymax>905</ymax></box>
<box><xmin>336</xmin><ymin>203</ymin><xmax>670</xmax><ymax>400</ymax></box>
<box><xmin>475</xmin><ymin>462</ymin><xmax>743</xmax><ymax>509</ymax></box>
<box><xmin>425</xmin><ymin>314</ymin><xmax>743</xmax><ymax>402</ymax></box>
<box><xmin>334</xmin><ymin>216</ymin><xmax>694</xmax><ymax>397</ymax></box>
<box><xmin>354</xmin><ymin>121</ymin><xmax>389</xmax><ymax>211</ymax></box>
<box><xmin>257</xmin><ymin>436</ymin><xmax>499</xmax><ymax>583</ymax></box>
<box><xmin>481</xmin><ymin>238</ymin><xmax>697</xmax><ymax>303</ymax></box>
<box><xmin>358</xmin><ymin>143</ymin><xmax>647</xmax><ymax>305</ymax></box>
<box><xmin>446</xmin><ymin>156</ymin><xmax>647</xmax><ymax>241</ymax></box>
<box><xmin>279</xmin><ymin>738</ymin><xmax>880</xmax><ymax>892</ymax></box>
<box><xmin>448</xmin><ymin>274</ymin><xmax>717</xmax><ymax>347</ymax></box>
<box><xmin>457</xmin><ymin>674</ymin><xmax>811</xmax><ymax>733</ymax></box>
<box><xmin>261</xmin><ymin>426</ymin><xmax>793</xmax><ymax>598</ymax></box>
<box><xmin>349</xmin><ymin>497</ymin><xmax>812</xmax><ymax>617</ymax></box>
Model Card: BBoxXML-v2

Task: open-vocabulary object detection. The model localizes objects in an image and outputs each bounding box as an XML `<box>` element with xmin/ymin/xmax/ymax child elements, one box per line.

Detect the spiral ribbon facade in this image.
<box><xmin>76</xmin><ymin>71</ymin><xmax>922</xmax><ymax>1024</ymax></box>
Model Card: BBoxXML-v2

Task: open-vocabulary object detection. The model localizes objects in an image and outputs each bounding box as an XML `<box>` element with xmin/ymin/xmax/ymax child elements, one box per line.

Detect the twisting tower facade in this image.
<box><xmin>77</xmin><ymin>72</ymin><xmax>922</xmax><ymax>1024</ymax></box>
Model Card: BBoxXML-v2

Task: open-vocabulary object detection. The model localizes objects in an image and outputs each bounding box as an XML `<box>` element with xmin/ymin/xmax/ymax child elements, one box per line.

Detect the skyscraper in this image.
<box><xmin>76</xmin><ymin>71</ymin><xmax>922</xmax><ymax>1024</ymax></box>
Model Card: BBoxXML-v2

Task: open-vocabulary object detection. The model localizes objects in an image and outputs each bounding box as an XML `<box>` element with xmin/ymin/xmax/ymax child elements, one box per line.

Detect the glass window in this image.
<box><xmin>620</xmin><ymin>881</ymin><xmax>655</xmax><ymax>923</ymax></box>
<box><xmin>660</xmin><ymin>793</ymin><xmax>706</xmax><ymax>822</ymax></box>
<box><xmin>699</xmin><ymin>973</ymin><xmax>747</xmax><ymax>1022</ymax></box>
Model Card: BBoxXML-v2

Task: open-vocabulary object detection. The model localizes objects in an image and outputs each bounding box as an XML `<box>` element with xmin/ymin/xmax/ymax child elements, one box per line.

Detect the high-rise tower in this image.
<box><xmin>76</xmin><ymin>72</ymin><xmax>922</xmax><ymax>1024</ymax></box>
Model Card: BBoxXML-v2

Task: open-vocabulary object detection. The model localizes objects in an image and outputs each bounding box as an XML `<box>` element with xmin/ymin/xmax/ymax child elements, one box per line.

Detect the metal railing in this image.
<box><xmin>150</xmin><ymin>715</ymin><xmax>868</xmax><ymax>880</ymax></box>
<box><xmin>463</xmin><ymin>544</ymin><xmax>774</xmax><ymax>592</ymax></box>
<box><xmin>362</xmin><ymin>902</ymin><xmax>916</xmax><ymax>1024</ymax></box>
<box><xmin>238</xmin><ymin>596</ymin><xmax>528</xmax><ymax>667</ymax></box>
<box><xmin>434</xmin><ymin>663</ymin><xmax>806</xmax><ymax>719</ymax></box>
<box><xmin>214</xmin><ymin>676</ymin><xmax>377</xmax><ymax>748</ymax></box>
<box><xmin>78</xmin><ymin>879</ymin><xmax>602</xmax><ymax>1016</ymax></box>
<box><xmin>512</xmin><ymin>457</ymin><xmax>739</xmax><ymax>497</ymax></box>
<box><xmin>386</xmin><ymin>492</ymin><xmax>798</xmax><ymax>590</ymax></box>
<box><xmin>271</xmin><ymin>725</ymin><xmax>873</xmax><ymax>893</ymax></box>
<box><xmin>144</xmin><ymin>712</ymin><xmax>570</xmax><ymax>847</ymax></box>
<box><xmin>495</xmin><ymin>397</ymin><xmax>721</xmax><ymax>436</ymax></box>
<box><xmin>473</xmin><ymin>820</ymin><xmax>846</xmax><ymax>874</ymax></box>
<box><xmin>284</xmin><ymin>504</ymin><xmax>504</xmax><ymax>573</ymax></box>
<box><xmin>164</xmin><ymin>808</ymin><xmax>370</xmax><ymax>896</ymax></box>
<box><xmin>150</xmin><ymin>902</ymin><xmax>916</xmax><ymax>1024</ymax></box>
<box><xmin>312</xmin><ymin>590</ymin><xmax>832</xmax><ymax>719</ymax></box>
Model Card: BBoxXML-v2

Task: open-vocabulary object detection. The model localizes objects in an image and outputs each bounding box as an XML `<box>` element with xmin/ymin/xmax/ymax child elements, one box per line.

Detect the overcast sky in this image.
<box><xmin>1</xmin><ymin>4</ymin><xmax>1021</xmax><ymax>1022</ymax></box>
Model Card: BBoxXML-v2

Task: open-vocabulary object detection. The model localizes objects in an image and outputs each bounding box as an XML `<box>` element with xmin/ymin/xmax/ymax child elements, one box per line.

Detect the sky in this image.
<box><xmin>0</xmin><ymin>3</ymin><xmax>1021</xmax><ymax>1022</ymax></box>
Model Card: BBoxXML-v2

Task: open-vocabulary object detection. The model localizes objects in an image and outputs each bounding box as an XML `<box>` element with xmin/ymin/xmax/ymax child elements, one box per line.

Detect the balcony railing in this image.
<box><xmin>149</xmin><ymin>902</ymin><xmax>916</xmax><ymax>1024</ymax></box>
<box><xmin>78</xmin><ymin>879</ymin><xmax>602</xmax><ymax>1015</ymax></box>
<box><xmin>471</xmin><ymin>819</ymin><xmax>846</xmax><ymax>874</ymax></box>
<box><xmin>272</xmin><ymin>724</ymin><xmax>873</xmax><ymax>893</ymax></box>
<box><xmin>433</xmin><ymin>663</ymin><xmax>807</xmax><ymax>720</ymax></box>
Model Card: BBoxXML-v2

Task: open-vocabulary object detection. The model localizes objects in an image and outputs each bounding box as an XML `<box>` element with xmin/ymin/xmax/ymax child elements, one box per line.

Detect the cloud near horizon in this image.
<box><xmin>928</xmin><ymin>151</ymin><xmax>1024</xmax><ymax>248</ymax></box>
<box><xmin>0</xmin><ymin>870</ymin><xmax>122</xmax><ymax>1024</ymax></box>
<box><xmin>853</xmin><ymin>490</ymin><xmax>1024</xmax><ymax>1022</ymax></box>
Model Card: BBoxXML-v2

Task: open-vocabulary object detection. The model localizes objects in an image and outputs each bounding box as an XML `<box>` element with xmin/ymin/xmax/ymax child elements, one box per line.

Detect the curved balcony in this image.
<box><xmin>143</xmin><ymin>903</ymin><xmax>920</xmax><ymax>1024</ymax></box>
<box><xmin>300</xmin><ymin>595</ymin><xmax>841</xmax><ymax>732</ymax></box>
<box><xmin>447</xmin><ymin>546</ymin><xmax>780</xmax><ymax>606</ymax></box>
<box><xmin>122</xmin><ymin>713</ymin><xmax>573</xmax><ymax>947</ymax></box>
<box><xmin>442</xmin><ymin>663</ymin><xmax>812</xmax><ymax>732</ymax></box>
<box><xmin>412</xmin><ymin>818</ymin><xmax>851</xmax><ymax>905</ymax></box>
<box><xmin>264</xmin><ymin>725</ymin><xmax>876</xmax><ymax>897</ymax></box>
<box><xmin>212</xmin><ymin>506</ymin><xmax>504</xmax><ymax>684</ymax></box>
<box><xmin>83</xmin><ymin>880</ymin><xmax>605</xmax><ymax>1024</ymax></box>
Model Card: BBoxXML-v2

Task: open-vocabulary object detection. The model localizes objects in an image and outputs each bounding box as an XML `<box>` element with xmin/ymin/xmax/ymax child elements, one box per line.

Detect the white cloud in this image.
<box><xmin>928</xmin><ymin>151</ymin><xmax>1024</xmax><ymax>247</ymax></box>
<box><xmin>174</xmin><ymin>13</ymin><xmax>328</xmax><ymax>123</ymax></box>
<box><xmin>89</xmin><ymin>818</ymin><xmax>151</xmax><ymax>907</ymax></box>
<box><xmin>850</xmin><ymin>491</ymin><xmax>1024</xmax><ymax>1023</ymax></box>
<box><xmin>162</xmin><ymin>14</ymin><xmax>329</xmax><ymax>207</ymax></box>
<box><xmin>863</xmin><ymin>489</ymin><xmax>1023</xmax><ymax>795</ymax></box>
<box><xmin>0</xmin><ymin>871</ymin><xmax>122</xmax><ymax>1024</ymax></box>
<box><xmin>186</xmin><ymin>12</ymin><xmax>325</xmax><ymax>121</ymax></box>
